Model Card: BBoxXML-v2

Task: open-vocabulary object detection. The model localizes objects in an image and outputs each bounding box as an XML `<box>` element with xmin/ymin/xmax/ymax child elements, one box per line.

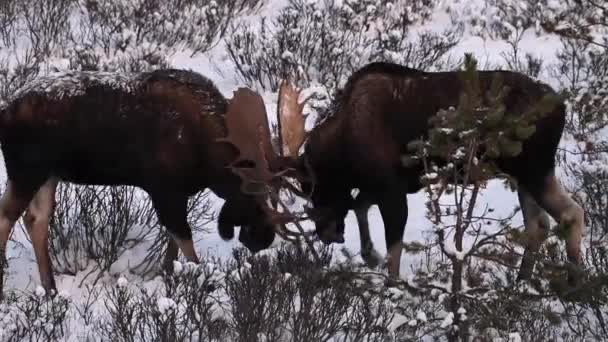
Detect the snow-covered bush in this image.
<box><xmin>0</xmin><ymin>0</ymin><xmax>73</xmax><ymax>105</ymax></box>
<box><xmin>48</xmin><ymin>185</ymin><xmax>156</xmax><ymax>277</ymax></box>
<box><xmin>226</xmin><ymin>0</ymin><xmax>458</xmax><ymax>123</ymax></box>
<box><xmin>97</xmin><ymin>261</ymin><xmax>228</xmax><ymax>341</ymax></box>
<box><xmin>67</xmin><ymin>0</ymin><xmax>242</xmax><ymax>72</ymax></box>
<box><xmin>446</xmin><ymin>0</ymin><xmax>549</xmax><ymax>40</ymax></box>
<box><xmin>225</xmin><ymin>245</ymin><xmax>394</xmax><ymax>341</ymax></box>
<box><xmin>544</xmin><ymin>6</ymin><xmax>608</xmax><ymax>337</ymax></box>
<box><xmin>224</xmin><ymin>248</ymin><xmax>295</xmax><ymax>341</ymax></box>
<box><xmin>0</xmin><ymin>289</ymin><xmax>71</xmax><ymax>342</ymax></box>
<box><xmin>45</xmin><ymin>244</ymin><xmax>393</xmax><ymax>341</ymax></box>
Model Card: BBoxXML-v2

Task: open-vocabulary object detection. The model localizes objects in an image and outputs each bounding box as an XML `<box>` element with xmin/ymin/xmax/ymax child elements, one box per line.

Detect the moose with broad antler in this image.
<box><xmin>0</xmin><ymin>60</ymin><xmax>585</xmax><ymax>295</ymax></box>
<box><xmin>0</xmin><ymin>69</ymin><xmax>306</xmax><ymax>294</ymax></box>
<box><xmin>297</xmin><ymin>62</ymin><xmax>585</xmax><ymax>283</ymax></box>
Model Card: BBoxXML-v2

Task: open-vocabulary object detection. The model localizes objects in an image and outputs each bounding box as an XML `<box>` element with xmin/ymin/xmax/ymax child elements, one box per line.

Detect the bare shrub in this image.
<box><xmin>0</xmin><ymin>288</ymin><xmax>70</xmax><ymax>342</ymax></box>
<box><xmin>72</xmin><ymin>284</ymin><xmax>102</xmax><ymax>340</ymax></box>
<box><xmin>498</xmin><ymin>28</ymin><xmax>544</xmax><ymax>78</ymax></box>
<box><xmin>98</xmin><ymin>261</ymin><xmax>228</xmax><ymax>342</ymax></box>
<box><xmin>225</xmin><ymin>244</ymin><xmax>394</xmax><ymax>341</ymax></box>
<box><xmin>98</xmin><ymin>278</ymin><xmax>140</xmax><ymax>342</ymax></box>
<box><xmin>446</xmin><ymin>0</ymin><xmax>547</xmax><ymax>40</ymax></box>
<box><xmin>0</xmin><ymin>0</ymin><xmax>19</xmax><ymax>47</ymax></box>
<box><xmin>0</xmin><ymin>0</ymin><xmax>73</xmax><ymax>105</ymax></box>
<box><xmin>47</xmin><ymin>184</ymin><xmax>214</xmax><ymax>282</ymax></box>
<box><xmin>370</xmin><ymin>29</ymin><xmax>460</xmax><ymax>71</ymax></box>
<box><xmin>226</xmin><ymin>0</ymin><xmax>374</xmax><ymax>92</ymax></box>
<box><xmin>67</xmin><ymin>0</ymin><xmax>265</xmax><ymax>73</ymax></box>
<box><xmin>225</xmin><ymin>248</ymin><xmax>294</xmax><ymax>341</ymax></box>
<box><xmin>47</xmin><ymin>185</ymin><xmax>156</xmax><ymax>278</ymax></box>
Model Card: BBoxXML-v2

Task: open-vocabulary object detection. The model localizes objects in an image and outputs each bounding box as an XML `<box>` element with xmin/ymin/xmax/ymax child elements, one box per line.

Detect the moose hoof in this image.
<box><xmin>566</xmin><ymin>263</ymin><xmax>585</xmax><ymax>288</ymax></box>
<box><xmin>362</xmin><ymin>249</ymin><xmax>382</xmax><ymax>268</ymax></box>
<box><xmin>320</xmin><ymin>231</ymin><xmax>345</xmax><ymax>244</ymax></box>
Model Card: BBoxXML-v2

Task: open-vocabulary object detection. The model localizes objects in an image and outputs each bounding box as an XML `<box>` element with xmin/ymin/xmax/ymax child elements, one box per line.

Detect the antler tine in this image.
<box><xmin>218</xmin><ymin>87</ymin><xmax>281</xmax><ymax>193</ymax></box>
<box><xmin>219</xmin><ymin>87</ymin><xmax>312</xmax><ymax>236</ymax></box>
<box><xmin>277</xmin><ymin>80</ymin><xmax>310</xmax><ymax>157</ymax></box>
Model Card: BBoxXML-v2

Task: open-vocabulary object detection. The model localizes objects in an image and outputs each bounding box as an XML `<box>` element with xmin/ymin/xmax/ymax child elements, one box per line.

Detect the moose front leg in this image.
<box><xmin>352</xmin><ymin>193</ymin><xmax>382</xmax><ymax>267</ymax></box>
<box><xmin>151</xmin><ymin>191</ymin><xmax>200</xmax><ymax>265</ymax></box>
<box><xmin>23</xmin><ymin>178</ymin><xmax>59</xmax><ymax>294</ymax></box>
<box><xmin>377</xmin><ymin>191</ymin><xmax>408</xmax><ymax>277</ymax></box>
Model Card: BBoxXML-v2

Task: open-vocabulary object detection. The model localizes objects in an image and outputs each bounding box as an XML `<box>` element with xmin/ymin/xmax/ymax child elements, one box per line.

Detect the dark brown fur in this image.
<box><xmin>301</xmin><ymin>62</ymin><xmax>583</xmax><ymax>279</ymax></box>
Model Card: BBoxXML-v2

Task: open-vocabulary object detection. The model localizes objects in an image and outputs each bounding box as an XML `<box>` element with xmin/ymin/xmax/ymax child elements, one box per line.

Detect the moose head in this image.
<box><xmin>218</xmin><ymin>81</ymin><xmax>323</xmax><ymax>249</ymax></box>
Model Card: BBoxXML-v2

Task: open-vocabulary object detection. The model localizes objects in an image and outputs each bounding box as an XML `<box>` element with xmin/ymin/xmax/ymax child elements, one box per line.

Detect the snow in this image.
<box><xmin>116</xmin><ymin>277</ymin><xmax>128</xmax><ymax>288</ymax></box>
<box><xmin>416</xmin><ymin>310</ymin><xmax>428</xmax><ymax>322</ymax></box>
<box><xmin>440</xmin><ymin>312</ymin><xmax>454</xmax><ymax>328</ymax></box>
<box><xmin>34</xmin><ymin>286</ymin><xmax>46</xmax><ymax>298</ymax></box>
<box><xmin>157</xmin><ymin>297</ymin><xmax>177</xmax><ymax>314</ymax></box>
<box><xmin>509</xmin><ymin>332</ymin><xmax>523</xmax><ymax>342</ymax></box>
<box><xmin>173</xmin><ymin>261</ymin><xmax>183</xmax><ymax>275</ymax></box>
<box><xmin>388</xmin><ymin>313</ymin><xmax>408</xmax><ymax>331</ymax></box>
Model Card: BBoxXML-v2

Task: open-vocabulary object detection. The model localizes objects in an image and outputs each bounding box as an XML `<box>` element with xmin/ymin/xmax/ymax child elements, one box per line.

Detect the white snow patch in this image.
<box><xmin>440</xmin><ymin>312</ymin><xmax>454</xmax><ymax>328</ymax></box>
<box><xmin>509</xmin><ymin>332</ymin><xmax>522</xmax><ymax>342</ymax></box>
<box><xmin>388</xmin><ymin>313</ymin><xmax>409</xmax><ymax>332</ymax></box>
<box><xmin>416</xmin><ymin>310</ymin><xmax>428</xmax><ymax>322</ymax></box>
<box><xmin>157</xmin><ymin>297</ymin><xmax>177</xmax><ymax>314</ymax></box>
<box><xmin>34</xmin><ymin>286</ymin><xmax>46</xmax><ymax>297</ymax></box>
<box><xmin>173</xmin><ymin>261</ymin><xmax>184</xmax><ymax>275</ymax></box>
<box><xmin>117</xmin><ymin>276</ymin><xmax>129</xmax><ymax>288</ymax></box>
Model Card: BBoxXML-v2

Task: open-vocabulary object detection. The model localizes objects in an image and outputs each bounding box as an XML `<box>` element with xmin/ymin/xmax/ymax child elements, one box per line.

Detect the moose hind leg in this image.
<box><xmin>517</xmin><ymin>187</ymin><xmax>551</xmax><ymax>281</ymax></box>
<box><xmin>151</xmin><ymin>191</ymin><xmax>200</xmax><ymax>264</ymax></box>
<box><xmin>533</xmin><ymin>172</ymin><xmax>585</xmax><ymax>280</ymax></box>
<box><xmin>0</xmin><ymin>180</ymin><xmax>40</xmax><ymax>296</ymax></box>
<box><xmin>23</xmin><ymin>178</ymin><xmax>58</xmax><ymax>293</ymax></box>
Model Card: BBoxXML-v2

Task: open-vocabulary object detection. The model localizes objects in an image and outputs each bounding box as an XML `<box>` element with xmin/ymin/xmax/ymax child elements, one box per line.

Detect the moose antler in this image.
<box><xmin>219</xmin><ymin>87</ymin><xmax>320</xmax><ymax>261</ymax></box>
<box><xmin>219</xmin><ymin>87</ymin><xmax>302</xmax><ymax>222</ymax></box>
<box><xmin>277</xmin><ymin>80</ymin><xmax>311</xmax><ymax>157</ymax></box>
<box><xmin>218</xmin><ymin>87</ymin><xmax>287</xmax><ymax>194</ymax></box>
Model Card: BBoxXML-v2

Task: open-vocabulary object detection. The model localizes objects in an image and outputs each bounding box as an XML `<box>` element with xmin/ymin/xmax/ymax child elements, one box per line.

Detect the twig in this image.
<box><xmin>269</xmin><ymin>190</ymin><xmax>321</xmax><ymax>263</ymax></box>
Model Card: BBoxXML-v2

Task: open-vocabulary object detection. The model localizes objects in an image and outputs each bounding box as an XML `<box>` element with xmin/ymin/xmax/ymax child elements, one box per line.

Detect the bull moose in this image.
<box><xmin>292</xmin><ymin>61</ymin><xmax>585</xmax><ymax>281</ymax></box>
<box><xmin>0</xmin><ymin>69</ymin><xmax>304</xmax><ymax>294</ymax></box>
